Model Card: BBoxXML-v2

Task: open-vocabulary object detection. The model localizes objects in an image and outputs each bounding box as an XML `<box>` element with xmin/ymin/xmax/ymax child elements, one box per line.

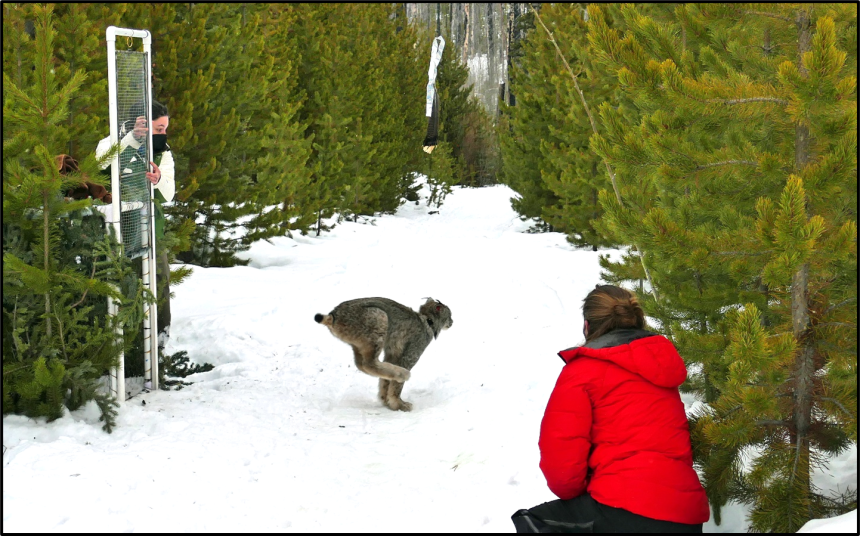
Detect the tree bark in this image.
<box><xmin>789</xmin><ymin>6</ymin><xmax>814</xmax><ymax>527</ymax></box>
<box><xmin>43</xmin><ymin>191</ymin><xmax>52</xmax><ymax>338</ymax></box>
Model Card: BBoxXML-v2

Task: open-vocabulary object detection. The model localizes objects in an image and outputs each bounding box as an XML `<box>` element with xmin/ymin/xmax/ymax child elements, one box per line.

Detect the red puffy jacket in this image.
<box><xmin>539</xmin><ymin>328</ymin><xmax>710</xmax><ymax>525</ymax></box>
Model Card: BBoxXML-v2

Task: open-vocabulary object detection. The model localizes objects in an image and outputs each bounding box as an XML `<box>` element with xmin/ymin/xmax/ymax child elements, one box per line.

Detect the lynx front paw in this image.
<box><xmin>394</xmin><ymin>369</ymin><xmax>411</xmax><ymax>383</ymax></box>
<box><xmin>386</xmin><ymin>398</ymin><xmax>412</xmax><ymax>412</ymax></box>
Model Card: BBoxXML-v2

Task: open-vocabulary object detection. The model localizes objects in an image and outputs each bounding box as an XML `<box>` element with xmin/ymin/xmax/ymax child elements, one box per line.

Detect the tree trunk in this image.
<box><xmin>406</xmin><ymin>3</ymin><xmax>531</xmax><ymax>117</ymax></box>
<box><xmin>789</xmin><ymin>7</ymin><xmax>814</xmax><ymax>527</ymax></box>
<box><xmin>43</xmin><ymin>191</ymin><xmax>52</xmax><ymax>338</ymax></box>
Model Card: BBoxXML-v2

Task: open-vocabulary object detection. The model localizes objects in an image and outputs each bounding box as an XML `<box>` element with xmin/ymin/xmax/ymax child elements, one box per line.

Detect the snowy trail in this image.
<box><xmin>9</xmin><ymin>183</ymin><xmax>853</xmax><ymax>532</ymax></box>
<box><xmin>3</xmin><ymin>184</ymin><xmax>610</xmax><ymax>532</ymax></box>
<box><xmin>158</xmin><ymin>185</ymin><xmax>608</xmax><ymax>531</ymax></box>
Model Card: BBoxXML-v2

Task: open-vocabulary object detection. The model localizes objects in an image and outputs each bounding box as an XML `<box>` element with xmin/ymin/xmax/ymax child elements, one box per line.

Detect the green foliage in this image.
<box><xmin>421</xmin><ymin>142</ymin><xmax>459</xmax><ymax>209</ymax></box>
<box><xmin>288</xmin><ymin>4</ymin><xmax>427</xmax><ymax>236</ymax></box>
<box><xmin>237</xmin><ymin>5</ymin><xmax>315</xmax><ymax>245</ymax></box>
<box><xmin>431</xmin><ymin>38</ymin><xmax>498</xmax><ymax>188</ymax></box>
<box><xmin>159</xmin><ymin>350</ymin><xmax>214</xmax><ymax>390</ymax></box>
<box><xmin>460</xmin><ymin>102</ymin><xmax>501</xmax><ymax>187</ymax></box>
<box><xmin>583</xmin><ymin>4</ymin><xmax>857</xmax><ymax>532</ymax></box>
<box><xmin>124</xmin><ymin>3</ymin><xmax>249</xmax><ymax>266</ymax></box>
<box><xmin>3</xmin><ymin>5</ymin><xmax>151</xmax><ymax>433</ymax></box>
<box><xmin>16</xmin><ymin>357</ymin><xmax>65</xmax><ymax>421</ymax></box>
<box><xmin>498</xmin><ymin>3</ymin><xmax>623</xmax><ymax>249</ymax></box>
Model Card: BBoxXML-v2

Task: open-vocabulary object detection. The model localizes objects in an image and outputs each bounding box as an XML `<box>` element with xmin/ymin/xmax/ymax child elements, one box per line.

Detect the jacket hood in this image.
<box><xmin>558</xmin><ymin>328</ymin><xmax>687</xmax><ymax>388</ymax></box>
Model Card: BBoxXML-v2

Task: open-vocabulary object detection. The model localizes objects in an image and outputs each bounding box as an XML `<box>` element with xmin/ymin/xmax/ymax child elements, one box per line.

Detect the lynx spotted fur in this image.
<box><xmin>314</xmin><ymin>297</ymin><xmax>453</xmax><ymax>411</ymax></box>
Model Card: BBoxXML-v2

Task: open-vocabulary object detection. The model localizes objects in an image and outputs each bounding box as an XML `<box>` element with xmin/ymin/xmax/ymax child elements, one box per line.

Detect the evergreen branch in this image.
<box><xmin>655</xmin><ymin>141</ymin><xmax>697</xmax><ymax>163</ymax></box>
<box><xmin>742</xmin><ymin>11</ymin><xmax>793</xmax><ymax>24</ymax></box>
<box><xmin>723</xmin><ymin>390</ymin><xmax>793</xmax><ymax>418</ymax></box>
<box><xmin>816</xmin><ymin>322</ymin><xmax>855</xmax><ymax>329</ymax></box>
<box><xmin>531</xmin><ymin>4</ymin><xmax>660</xmax><ymax>304</ymax></box>
<box><xmin>816</xmin><ymin>397</ymin><xmax>856</xmax><ymax>418</ymax></box>
<box><xmin>823</xmin><ymin>297</ymin><xmax>856</xmax><ymax>316</ymax></box>
<box><xmin>1</xmin><ymin>73</ymin><xmax>40</xmax><ymax>113</ymax></box>
<box><xmin>696</xmin><ymin>160</ymin><xmax>759</xmax><ymax>170</ymax></box>
<box><xmin>3</xmin><ymin>364</ymin><xmax>31</xmax><ymax>376</ymax></box>
<box><xmin>707</xmin><ymin>97</ymin><xmax>789</xmax><ymax>106</ymax></box>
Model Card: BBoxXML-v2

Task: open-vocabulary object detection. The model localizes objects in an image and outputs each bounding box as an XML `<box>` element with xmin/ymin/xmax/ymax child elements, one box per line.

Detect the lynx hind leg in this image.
<box><xmin>378</xmin><ymin>379</ymin><xmax>390</xmax><ymax>402</ymax></box>
<box><xmin>351</xmin><ymin>344</ymin><xmax>411</xmax><ymax>383</ymax></box>
<box><xmin>385</xmin><ymin>381</ymin><xmax>412</xmax><ymax>412</ymax></box>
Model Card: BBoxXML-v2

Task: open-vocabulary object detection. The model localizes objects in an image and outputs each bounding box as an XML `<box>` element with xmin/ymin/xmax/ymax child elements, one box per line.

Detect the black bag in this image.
<box><xmin>511</xmin><ymin>509</ymin><xmax>594</xmax><ymax>533</ymax></box>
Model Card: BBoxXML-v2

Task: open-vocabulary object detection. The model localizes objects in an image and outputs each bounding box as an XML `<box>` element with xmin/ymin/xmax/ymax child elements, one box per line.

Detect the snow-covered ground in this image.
<box><xmin>3</xmin><ymin>181</ymin><xmax>856</xmax><ymax>532</ymax></box>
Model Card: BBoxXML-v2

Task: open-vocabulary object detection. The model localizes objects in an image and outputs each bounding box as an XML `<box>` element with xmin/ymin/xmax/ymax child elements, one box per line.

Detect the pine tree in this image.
<box><xmin>335</xmin><ymin>3</ymin><xmax>423</xmax><ymax>218</ymax></box>
<box><xmin>422</xmin><ymin>141</ymin><xmax>458</xmax><ymax>208</ymax></box>
<box><xmin>113</xmin><ymin>3</ymin><xmax>244</xmax><ymax>266</ymax></box>
<box><xmin>239</xmin><ymin>4</ymin><xmax>315</xmax><ymax>244</ymax></box>
<box><xmin>461</xmin><ymin>101</ymin><xmax>501</xmax><ymax>187</ymax></box>
<box><xmin>355</xmin><ymin>3</ymin><xmax>425</xmax><ymax>215</ymax></box>
<box><xmin>586</xmin><ymin>4</ymin><xmax>857</xmax><ymax>531</ymax></box>
<box><xmin>289</xmin><ymin>4</ymin><xmax>366</xmax><ymax>234</ymax></box>
<box><xmin>3</xmin><ymin>4</ymin><xmax>151</xmax><ymax>432</ymax></box>
<box><xmin>432</xmin><ymin>36</ymin><xmax>478</xmax><ymax>184</ymax></box>
<box><xmin>499</xmin><ymin>4</ymin><xmax>625</xmax><ymax>248</ymax></box>
<box><xmin>52</xmin><ymin>3</ymin><xmax>129</xmax><ymax>159</ymax></box>
<box><xmin>3</xmin><ymin>4</ymin><xmax>38</xmax><ymax>91</ymax></box>
<box><xmin>498</xmin><ymin>4</ymin><xmax>574</xmax><ymax>234</ymax></box>
<box><xmin>291</xmin><ymin>4</ymin><xmax>428</xmax><ymax>233</ymax></box>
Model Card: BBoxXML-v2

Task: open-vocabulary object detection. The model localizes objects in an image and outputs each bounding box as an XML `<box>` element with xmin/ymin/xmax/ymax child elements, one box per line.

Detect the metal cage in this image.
<box><xmin>106</xmin><ymin>26</ymin><xmax>159</xmax><ymax>399</ymax></box>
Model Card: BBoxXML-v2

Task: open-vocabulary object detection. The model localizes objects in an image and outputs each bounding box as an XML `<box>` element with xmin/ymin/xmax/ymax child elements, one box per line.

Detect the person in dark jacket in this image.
<box><xmin>512</xmin><ymin>285</ymin><xmax>710</xmax><ymax>533</ymax></box>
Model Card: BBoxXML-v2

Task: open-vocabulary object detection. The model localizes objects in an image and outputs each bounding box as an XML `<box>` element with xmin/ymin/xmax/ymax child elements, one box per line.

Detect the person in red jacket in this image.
<box><xmin>512</xmin><ymin>285</ymin><xmax>710</xmax><ymax>533</ymax></box>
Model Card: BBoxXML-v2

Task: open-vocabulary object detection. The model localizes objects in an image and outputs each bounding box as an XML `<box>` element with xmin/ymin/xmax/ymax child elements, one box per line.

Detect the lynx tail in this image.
<box><xmin>314</xmin><ymin>313</ymin><xmax>333</xmax><ymax>327</ymax></box>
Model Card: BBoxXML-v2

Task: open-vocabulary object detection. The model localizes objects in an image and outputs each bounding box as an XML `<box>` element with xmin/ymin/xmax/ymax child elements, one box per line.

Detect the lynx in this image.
<box><xmin>314</xmin><ymin>297</ymin><xmax>453</xmax><ymax>411</ymax></box>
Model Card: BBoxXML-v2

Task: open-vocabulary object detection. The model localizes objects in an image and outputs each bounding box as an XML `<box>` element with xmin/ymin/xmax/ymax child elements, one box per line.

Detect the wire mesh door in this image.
<box><xmin>115</xmin><ymin>49</ymin><xmax>152</xmax><ymax>260</ymax></box>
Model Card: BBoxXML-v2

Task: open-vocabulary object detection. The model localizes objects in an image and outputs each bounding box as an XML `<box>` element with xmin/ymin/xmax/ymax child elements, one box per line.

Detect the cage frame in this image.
<box><xmin>106</xmin><ymin>26</ymin><xmax>159</xmax><ymax>400</ymax></box>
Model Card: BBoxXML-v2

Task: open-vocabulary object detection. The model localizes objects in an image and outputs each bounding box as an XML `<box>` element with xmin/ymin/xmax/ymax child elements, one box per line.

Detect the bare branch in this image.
<box><xmin>69</xmin><ymin>262</ymin><xmax>98</xmax><ymax>309</ymax></box>
<box><xmin>757</xmin><ymin>419</ymin><xmax>788</xmax><ymax>426</ymax></box>
<box><xmin>723</xmin><ymin>405</ymin><xmax>743</xmax><ymax>418</ymax></box>
<box><xmin>745</xmin><ymin>384</ymin><xmax>793</xmax><ymax>390</ymax></box>
<box><xmin>3</xmin><ymin>364</ymin><xmax>31</xmax><ymax>376</ymax></box>
<box><xmin>743</xmin><ymin>11</ymin><xmax>793</xmax><ymax>23</ymax></box>
<box><xmin>52</xmin><ymin>312</ymin><xmax>69</xmax><ymax>362</ymax></box>
<box><xmin>530</xmin><ymin>4</ymin><xmax>661</xmax><ymax>305</ymax></box>
<box><xmin>767</xmin><ymin>331</ymin><xmax>793</xmax><ymax>339</ymax></box>
<box><xmin>817</xmin><ymin>397</ymin><xmax>856</xmax><ymax>418</ymax></box>
<box><xmin>12</xmin><ymin>297</ymin><xmax>22</xmax><ymax>359</ymax></box>
<box><xmin>789</xmin><ymin>430</ymin><xmax>803</xmax><ymax>523</ymax></box>
<box><xmin>696</xmin><ymin>160</ymin><xmax>759</xmax><ymax>170</ymax></box>
<box><xmin>823</xmin><ymin>297</ymin><xmax>856</xmax><ymax>317</ymax></box>
<box><xmin>714</xmin><ymin>250</ymin><xmax>771</xmax><ymax>256</ymax></box>
<box><xmin>816</xmin><ymin>322</ymin><xmax>856</xmax><ymax>329</ymax></box>
<box><xmin>708</xmin><ymin>97</ymin><xmax>789</xmax><ymax>106</ymax></box>
<box><xmin>530</xmin><ymin>6</ymin><xmax>622</xmax><ymax>205</ymax></box>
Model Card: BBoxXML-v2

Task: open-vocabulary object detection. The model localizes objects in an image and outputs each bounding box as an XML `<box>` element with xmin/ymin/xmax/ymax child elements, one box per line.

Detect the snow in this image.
<box><xmin>3</xmin><ymin>181</ymin><xmax>856</xmax><ymax>532</ymax></box>
<box><xmin>798</xmin><ymin>510</ymin><xmax>858</xmax><ymax>533</ymax></box>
